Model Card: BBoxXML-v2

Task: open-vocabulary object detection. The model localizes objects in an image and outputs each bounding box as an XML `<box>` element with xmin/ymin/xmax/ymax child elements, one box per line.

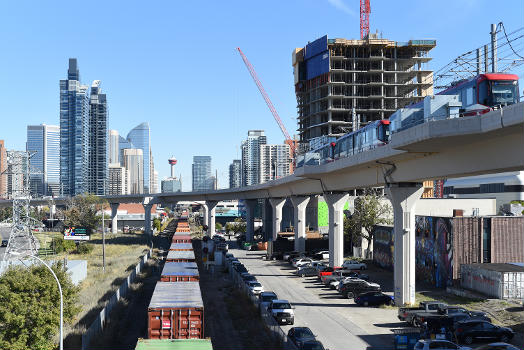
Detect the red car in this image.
<box><xmin>318</xmin><ymin>266</ymin><xmax>341</xmax><ymax>282</ymax></box>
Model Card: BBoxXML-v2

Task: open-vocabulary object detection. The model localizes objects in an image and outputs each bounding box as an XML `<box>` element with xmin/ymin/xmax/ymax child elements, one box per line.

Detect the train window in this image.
<box><xmin>478</xmin><ymin>80</ymin><xmax>489</xmax><ymax>106</ymax></box>
<box><xmin>466</xmin><ymin>87</ymin><xmax>474</xmax><ymax>106</ymax></box>
<box><xmin>490</xmin><ymin>81</ymin><xmax>518</xmax><ymax>105</ymax></box>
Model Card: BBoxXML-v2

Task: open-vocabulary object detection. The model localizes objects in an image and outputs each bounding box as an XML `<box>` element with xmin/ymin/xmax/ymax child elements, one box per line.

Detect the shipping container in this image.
<box><xmin>167</xmin><ymin>250</ymin><xmax>196</xmax><ymax>263</ymax></box>
<box><xmin>170</xmin><ymin>243</ymin><xmax>193</xmax><ymax>251</ymax></box>
<box><xmin>148</xmin><ymin>282</ymin><xmax>204</xmax><ymax>339</ymax></box>
<box><xmin>135</xmin><ymin>338</ymin><xmax>213</xmax><ymax>350</ymax></box>
<box><xmin>490</xmin><ymin>217</ymin><xmax>524</xmax><ymax>263</ymax></box>
<box><xmin>160</xmin><ymin>262</ymin><xmax>199</xmax><ymax>282</ymax></box>
<box><xmin>461</xmin><ymin>263</ymin><xmax>524</xmax><ymax>299</ymax></box>
<box><xmin>172</xmin><ymin>235</ymin><xmax>192</xmax><ymax>244</ymax></box>
<box><xmin>452</xmin><ymin>217</ymin><xmax>482</xmax><ymax>280</ymax></box>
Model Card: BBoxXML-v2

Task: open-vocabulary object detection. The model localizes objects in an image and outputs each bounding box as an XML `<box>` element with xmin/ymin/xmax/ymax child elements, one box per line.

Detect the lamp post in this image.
<box><xmin>11</xmin><ymin>252</ymin><xmax>63</xmax><ymax>350</ymax></box>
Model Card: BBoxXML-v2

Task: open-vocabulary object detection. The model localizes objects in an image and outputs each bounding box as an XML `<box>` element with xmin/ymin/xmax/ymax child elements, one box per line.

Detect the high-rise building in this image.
<box><xmin>292</xmin><ymin>35</ymin><xmax>435</xmax><ymax>143</ymax></box>
<box><xmin>192</xmin><ymin>156</ymin><xmax>212</xmax><ymax>191</ymax></box>
<box><xmin>122</xmin><ymin>148</ymin><xmax>144</xmax><ymax>194</ymax></box>
<box><xmin>126</xmin><ymin>123</ymin><xmax>150</xmax><ymax>193</ymax></box>
<box><xmin>88</xmin><ymin>80</ymin><xmax>108</xmax><ymax>195</ymax></box>
<box><xmin>108</xmin><ymin>163</ymin><xmax>128</xmax><ymax>195</ymax></box>
<box><xmin>152</xmin><ymin>169</ymin><xmax>159</xmax><ymax>193</ymax></box>
<box><xmin>118</xmin><ymin>135</ymin><xmax>134</xmax><ymax>165</ymax></box>
<box><xmin>259</xmin><ymin>144</ymin><xmax>291</xmax><ymax>183</ymax></box>
<box><xmin>229</xmin><ymin>159</ymin><xmax>241</xmax><ymax>188</ymax></box>
<box><xmin>108</xmin><ymin>130</ymin><xmax>119</xmax><ymax>164</ymax></box>
<box><xmin>26</xmin><ymin>124</ymin><xmax>60</xmax><ymax>197</ymax></box>
<box><xmin>60</xmin><ymin>58</ymin><xmax>89</xmax><ymax>196</ymax></box>
<box><xmin>161</xmin><ymin>178</ymin><xmax>182</xmax><ymax>193</ymax></box>
<box><xmin>150</xmin><ymin>152</ymin><xmax>156</xmax><ymax>193</ymax></box>
<box><xmin>241</xmin><ymin>130</ymin><xmax>267</xmax><ymax>186</ymax></box>
<box><xmin>0</xmin><ymin>141</ymin><xmax>8</xmax><ymax>199</ymax></box>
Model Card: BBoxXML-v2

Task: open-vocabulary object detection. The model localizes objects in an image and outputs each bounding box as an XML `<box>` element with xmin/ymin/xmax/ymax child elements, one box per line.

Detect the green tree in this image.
<box><xmin>0</xmin><ymin>207</ymin><xmax>13</xmax><ymax>222</ymax></box>
<box><xmin>63</xmin><ymin>194</ymin><xmax>106</xmax><ymax>231</ymax></box>
<box><xmin>215</xmin><ymin>222</ymin><xmax>223</xmax><ymax>231</ymax></box>
<box><xmin>233</xmin><ymin>218</ymin><xmax>247</xmax><ymax>234</ymax></box>
<box><xmin>0</xmin><ymin>262</ymin><xmax>80</xmax><ymax>350</ymax></box>
<box><xmin>344</xmin><ymin>194</ymin><xmax>392</xmax><ymax>258</ymax></box>
<box><xmin>152</xmin><ymin>217</ymin><xmax>162</xmax><ymax>232</ymax></box>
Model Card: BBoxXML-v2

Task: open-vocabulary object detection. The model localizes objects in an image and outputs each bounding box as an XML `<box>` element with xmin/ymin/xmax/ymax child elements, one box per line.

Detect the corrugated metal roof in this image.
<box><xmin>167</xmin><ymin>250</ymin><xmax>195</xmax><ymax>260</ymax></box>
<box><xmin>466</xmin><ymin>263</ymin><xmax>524</xmax><ymax>273</ymax></box>
<box><xmin>161</xmin><ymin>262</ymin><xmax>199</xmax><ymax>277</ymax></box>
<box><xmin>135</xmin><ymin>339</ymin><xmax>212</xmax><ymax>350</ymax></box>
<box><xmin>170</xmin><ymin>243</ymin><xmax>193</xmax><ymax>250</ymax></box>
<box><xmin>149</xmin><ymin>282</ymin><xmax>203</xmax><ymax>309</ymax></box>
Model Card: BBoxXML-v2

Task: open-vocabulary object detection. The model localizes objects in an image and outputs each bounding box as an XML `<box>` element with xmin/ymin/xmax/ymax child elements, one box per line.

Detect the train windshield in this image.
<box><xmin>490</xmin><ymin>80</ymin><xmax>518</xmax><ymax>105</ymax></box>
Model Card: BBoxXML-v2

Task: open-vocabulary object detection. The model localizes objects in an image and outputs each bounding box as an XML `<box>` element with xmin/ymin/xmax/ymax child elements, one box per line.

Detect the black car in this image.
<box><xmin>1</xmin><ymin>239</ymin><xmax>8</xmax><ymax>247</ymax></box>
<box><xmin>473</xmin><ymin>343</ymin><xmax>520</xmax><ymax>350</ymax></box>
<box><xmin>354</xmin><ymin>291</ymin><xmax>393</xmax><ymax>306</ymax></box>
<box><xmin>301</xmin><ymin>340</ymin><xmax>326</xmax><ymax>350</ymax></box>
<box><xmin>339</xmin><ymin>280</ymin><xmax>381</xmax><ymax>298</ymax></box>
<box><xmin>233</xmin><ymin>264</ymin><xmax>248</xmax><ymax>273</ymax></box>
<box><xmin>455</xmin><ymin>320</ymin><xmax>514</xmax><ymax>344</ymax></box>
<box><xmin>287</xmin><ymin>327</ymin><xmax>316</xmax><ymax>348</ymax></box>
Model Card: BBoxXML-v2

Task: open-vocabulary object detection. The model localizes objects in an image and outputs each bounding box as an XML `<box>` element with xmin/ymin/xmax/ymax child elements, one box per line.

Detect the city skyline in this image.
<box><xmin>0</xmin><ymin>1</ymin><xmax>522</xmax><ymax>191</ymax></box>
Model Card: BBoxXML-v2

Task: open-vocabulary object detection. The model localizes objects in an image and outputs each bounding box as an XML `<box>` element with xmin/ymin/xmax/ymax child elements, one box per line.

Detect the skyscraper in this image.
<box><xmin>126</xmin><ymin>123</ymin><xmax>150</xmax><ymax>193</ymax></box>
<box><xmin>123</xmin><ymin>148</ymin><xmax>144</xmax><ymax>194</ymax></box>
<box><xmin>192</xmin><ymin>156</ymin><xmax>212</xmax><ymax>191</ymax></box>
<box><xmin>0</xmin><ymin>140</ymin><xmax>7</xmax><ymax>199</ymax></box>
<box><xmin>60</xmin><ymin>58</ymin><xmax>89</xmax><ymax>196</ymax></box>
<box><xmin>241</xmin><ymin>130</ymin><xmax>267</xmax><ymax>186</ymax></box>
<box><xmin>229</xmin><ymin>159</ymin><xmax>241</xmax><ymax>188</ymax></box>
<box><xmin>108</xmin><ymin>164</ymin><xmax>128</xmax><ymax>195</ymax></box>
<box><xmin>88</xmin><ymin>80</ymin><xmax>108</xmax><ymax>195</ymax></box>
<box><xmin>259</xmin><ymin>144</ymin><xmax>291</xmax><ymax>183</ymax></box>
<box><xmin>118</xmin><ymin>135</ymin><xmax>134</xmax><ymax>165</ymax></box>
<box><xmin>108</xmin><ymin>130</ymin><xmax>119</xmax><ymax>164</ymax></box>
<box><xmin>26</xmin><ymin>124</ymin><xmax>60</xmax><ymax>197</ymax></box>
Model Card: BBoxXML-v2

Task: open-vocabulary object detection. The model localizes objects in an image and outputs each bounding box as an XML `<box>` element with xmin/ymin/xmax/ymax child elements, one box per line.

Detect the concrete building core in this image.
<box><xmin>293</xmin><ymin>34</ymin><xmax>436</xmax><ymax>143</ymax></box>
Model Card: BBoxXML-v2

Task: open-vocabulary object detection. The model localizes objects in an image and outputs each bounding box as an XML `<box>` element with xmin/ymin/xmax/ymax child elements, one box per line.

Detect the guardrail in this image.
<box><xmin>226</xmin><ymin>257</ymin><xmax>298</xmax><ymax>350</ymax></box>
<box><xmin>81</xmin><ymin>249</ymin><xmax>152</xmax><ymax>350</ymax></box>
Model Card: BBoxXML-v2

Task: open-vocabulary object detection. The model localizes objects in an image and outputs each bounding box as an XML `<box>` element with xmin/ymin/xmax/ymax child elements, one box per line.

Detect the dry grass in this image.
<box><xmin>35</xmin><ymin>231</ymin><xmax>151</xmax><ymax>349</ymax></box>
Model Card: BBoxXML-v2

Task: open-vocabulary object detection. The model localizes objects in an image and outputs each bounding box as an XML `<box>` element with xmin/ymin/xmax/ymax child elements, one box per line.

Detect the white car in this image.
<box><xmin>247</xmin><ymin>281</ymin><xmax>264</xmax><ymax>295</ymax></box>
<box><xmin>293</xmin><ymin>258</ymin><xmax>313</xmax><ymax>268</ymax></box>
<box><xmin>315</xmin><ymin>250</ymin><xmax>329</xmax><ymax>259</ymax></box>
<box><xmin>342</xmin><ymin>260</ymin><xmax>367</xmax><ymax>270</ymax></box>
<box><xmin>414</xmin><ymin>340</ymin><xmax>471</xmax><ymax>350</ymax></box>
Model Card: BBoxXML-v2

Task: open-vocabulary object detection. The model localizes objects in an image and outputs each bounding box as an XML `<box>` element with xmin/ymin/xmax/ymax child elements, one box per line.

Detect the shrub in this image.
<box><xmin>52</xmin><ymin>237</ymin><xmax>76</xmax><ymax>254</ymax></box>
<box><xmin>76</xmin><ymin>243</ymin><xmax>94</xmax><ymax>254</ymax></box>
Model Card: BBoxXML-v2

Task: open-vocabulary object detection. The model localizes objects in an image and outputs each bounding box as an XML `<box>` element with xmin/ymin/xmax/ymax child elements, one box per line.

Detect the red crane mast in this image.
<box><xmin>360</xmin><ymin>0</ymin><xmax>370</xmax><ymax>40</ymax></box>
<box><xmin>236</xmin><ymin>47</ymin><xmax>293</xmax><ymax>145</ymax></box>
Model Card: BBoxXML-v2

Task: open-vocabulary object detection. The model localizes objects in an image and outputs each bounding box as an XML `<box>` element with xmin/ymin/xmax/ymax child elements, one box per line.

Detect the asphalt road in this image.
<box><xmin>232</xmin><ymin>246</ymin><xmax>400</xmax><ymax>350</ymax></box>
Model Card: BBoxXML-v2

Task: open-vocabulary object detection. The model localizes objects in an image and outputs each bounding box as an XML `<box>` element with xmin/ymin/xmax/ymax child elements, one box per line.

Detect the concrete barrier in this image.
<box><xmin>81</xmin><ymin>250</ymin><xmax>152</xmax><ymax>350</ymax></box>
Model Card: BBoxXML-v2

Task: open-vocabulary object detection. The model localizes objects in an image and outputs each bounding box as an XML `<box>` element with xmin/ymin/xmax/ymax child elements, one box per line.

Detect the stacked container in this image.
<box><xmin>160</xmin><ymin>262</ymin><xmax>199</xmax><ymax>282</ymax></box>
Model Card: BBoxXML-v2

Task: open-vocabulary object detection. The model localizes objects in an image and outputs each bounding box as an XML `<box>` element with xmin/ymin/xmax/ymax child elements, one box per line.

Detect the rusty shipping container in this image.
<box><xmin>167</xmin><ymin>250</ymin><xmax>196</xmax><ymax>263</ymax></box>
<box><xmin>172</xmin><ymin>235</ymin><xmax>192</xmax><ymax>243</ymax></box>
<box><xmin>148</xmin><ymin>282</ymin><xmax>204</xmax><ymax>339</ymax></box>
<box><xmin>452</xmin><ymin>217</ymin><xmax>482</xmax><ymax>280</ymax></box>
<box><xmin>170</xmin><ymin>243</ymin><xmax>193</xmax><ymax>251</ymax></box>
<box><xmin>160</xmin><ymin>262</ymin><xmax>199</xmax><ymax>282</ymax></box>
<box><xmin>461</xmin><ymin>263</ymin><xmax>524</xmax><ymax>299</ymax></box>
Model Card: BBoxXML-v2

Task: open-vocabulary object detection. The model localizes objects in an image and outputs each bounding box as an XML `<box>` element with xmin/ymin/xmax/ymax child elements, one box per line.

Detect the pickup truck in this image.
<box><xmin>413</xmin><ymin>306</ymin><xmax>490</xmax><ymax>327</ymax></box>
<box><xmin>398</xmin><ymin>301</ymin><xmax>448</xmax><ymax>325</ymax></box>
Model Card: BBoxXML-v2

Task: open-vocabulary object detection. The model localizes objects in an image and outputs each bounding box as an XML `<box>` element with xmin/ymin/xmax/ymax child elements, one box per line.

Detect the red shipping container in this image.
<box><xmin>166</xmin><ymin>250</ymin><xmax>196</xmax><ymax>263</ymax></box>
<box><xmin>160</xmin><ymin>262</ymin><xmax>199</xmax><ymax>282</ymax></box>
<box><xmin>148</xmin><ymin>282</ymin><xmax>204</xmax><ymax>339</ymax></box>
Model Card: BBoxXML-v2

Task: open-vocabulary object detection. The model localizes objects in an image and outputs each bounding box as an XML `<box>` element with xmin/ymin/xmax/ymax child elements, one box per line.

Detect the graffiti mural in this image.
<box><xmin>373</xmin><ymin>216</ymin><xmax>454</xmax><ymax>288</ymax></box>
<box><xmin>372</xmin><ymin>226</ymin><xmax>394</xmax><ymax>270</ymax></box>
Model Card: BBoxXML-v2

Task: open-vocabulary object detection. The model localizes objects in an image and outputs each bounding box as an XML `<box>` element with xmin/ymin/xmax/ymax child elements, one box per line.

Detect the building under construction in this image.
<box><xmin>293</xmin><ymin>34</ymin><xmax>436</xmax><ymax>143</ymax></box>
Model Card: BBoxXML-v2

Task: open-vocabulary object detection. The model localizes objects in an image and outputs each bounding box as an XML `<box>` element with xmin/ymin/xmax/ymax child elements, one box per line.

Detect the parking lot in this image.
<box><xmin>232</xmin><ymin>245</ymin><xmax>401</xmax><ymax>350</ymax></box>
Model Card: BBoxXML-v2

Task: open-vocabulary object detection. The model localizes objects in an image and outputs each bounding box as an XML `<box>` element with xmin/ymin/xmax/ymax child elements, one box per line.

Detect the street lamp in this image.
<box><xmin>10</xmin><ymin>252</ymin><xmax>63</xmax><ymax>350</ymax></box>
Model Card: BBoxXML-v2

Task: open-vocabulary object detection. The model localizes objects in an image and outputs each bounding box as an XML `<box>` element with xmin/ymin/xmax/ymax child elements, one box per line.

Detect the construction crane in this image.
<box><xmin>236</xmin><ymin>48</ymin><xmax>296</xmax><ymax>162</ymax></box>
<box><xmin>360</xmin><ymin>0</ymin><xmax>370</xmax><ymax>40</ymax></box>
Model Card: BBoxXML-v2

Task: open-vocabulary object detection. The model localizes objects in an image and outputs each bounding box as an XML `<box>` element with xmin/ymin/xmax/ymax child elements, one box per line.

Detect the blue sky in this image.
<box><xmin>0</xmin><ymin>0</ymin><xmax>522</xmax><ymax>190</ymax></box>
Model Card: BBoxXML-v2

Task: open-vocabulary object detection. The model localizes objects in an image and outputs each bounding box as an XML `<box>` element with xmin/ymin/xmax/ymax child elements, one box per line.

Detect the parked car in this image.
<box><xmin>339</xmin><ymin>279</ymin><xmax>381</xmax><ymax>298</ymax></box>
<box><xmin>398</xmin><ymin>301</ymin><xmax>448</xmax><ymax>325</ymax></box>
<box><xmin>473</xmin><ymin>343</ymin><xmax>520</xmax><ymax>350</ymax></box>
<box><xmin>414</xmin><ymin>339</ymin><xmax>471</xmax><ymax>350</ymax></box>
<box><xmin>416</xmin><ymin>311</ymin><xmax>491</xmax><ymax>329</ymax></box>
<box><xmin>287</xmin><ymin>327</ymin><xmax>316</xmax><ymax>348</ymax></box>
<box><xmin>284</xmin><ymin>251</ymin><xmax>302</xmax><ymax>262</ymax></box>
<box><xmin>233</xmin><ymin>264</ymin><xmax>248</xmax><ymax>274</ymax></box>
<box><xmin>354</xmin><ymin>291</ymin><xmax>394</xmax><ymax>306</ymax></box>
<box><xmin>342</xmin><ymin>260</ymin><xmax>367</xmax><ymax>270</ymax></box>
<box><xmin>247</xmin><ymin>281</ymin><xmax>264</xmax><ymax>295</ymax></box>
<box><xmin>313</xmin><ymin>250</ymin><xmax>329</xmax><ymax>260</ymax></box>
<box><xmin>258</xmin><ymin>291</ymin><xmax>278</xmax><ymax>310</ymax></box>
<box><xmin>322</xmin><ymin>269</ymin><xmax>365</xmax><ymax>286</ymax></box>
<box><xmin>268</xmin><ymin>299</ymin><xmax>295</xmax><ymax>325</ymax></box>
<box><xmin>241</xmin><ymin>273</ymin><xmax>257</xmax><ymax>284</ymax></box>
<box><xmin>1</xmin><ymin>239</ymin><xmax>8</xmax><ymax>247</ymax></box>
<box><xmin>301</xmin><ymin>340</ymin><xmax>326</xmax><ymax>350</ymax></box>
<box><xmin>310</xmin><ymin>261</ymin><xmax>327</xmax><ymax>270</ymax></box>
<box><xmin>293</xmin><ymin>258</ymin><xmax>314</xmax><ymax>268</ymax></box>
<box><xmin>455</xmin><ymin>320</ymin><xmax>514</xmax><ymax>344</ymax></box>
<box><xmin>296</xmin><ymin>266</ymin><xmax>319</xmax><ymax>277</ymax></box>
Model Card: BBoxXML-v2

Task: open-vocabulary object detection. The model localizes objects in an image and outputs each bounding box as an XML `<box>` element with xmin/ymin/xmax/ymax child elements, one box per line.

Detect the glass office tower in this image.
<box><xmin>126</xmin><ymin>123</ymin><xmax>150</xmax><ymax>193</ymax></box>
<box><xmin>27</xmin><ymin>124</ymin><xmax>60</xmax><ymax>197</ymax></box>
<box><xmin>88</xmin><ymin>80</ymin><xmax>108</xmax><ymax>195</ymax></box>
<box><xmin>192</xmin><ymin>156</ymin><xmax>213</xmax><ymax>191</ymax></box>
<box><xmin>60</xmin><ymin>58</ymin><xmax>89</xmax><ymax>196</ymax></box>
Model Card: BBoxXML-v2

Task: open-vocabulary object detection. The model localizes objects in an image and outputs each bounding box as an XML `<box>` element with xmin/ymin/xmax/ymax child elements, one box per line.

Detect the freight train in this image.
<box><xmin>297</xmin><ymin>73</ymin><xmax>520</xmax><ymax>168</ymax></box>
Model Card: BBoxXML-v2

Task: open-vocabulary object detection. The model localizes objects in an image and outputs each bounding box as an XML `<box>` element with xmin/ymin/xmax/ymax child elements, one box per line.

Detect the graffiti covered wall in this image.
<box><xmin>372</xmin><ymin>225</ymin><xmax>394</xmax><ymax>270</ymax></box>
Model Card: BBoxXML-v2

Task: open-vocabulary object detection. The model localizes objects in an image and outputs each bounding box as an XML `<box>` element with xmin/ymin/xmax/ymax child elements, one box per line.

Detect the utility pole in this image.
<box><xmin>491</xmin><ymin>23</ymin><xmax>498</xmax><ymax>72</ymax></box>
